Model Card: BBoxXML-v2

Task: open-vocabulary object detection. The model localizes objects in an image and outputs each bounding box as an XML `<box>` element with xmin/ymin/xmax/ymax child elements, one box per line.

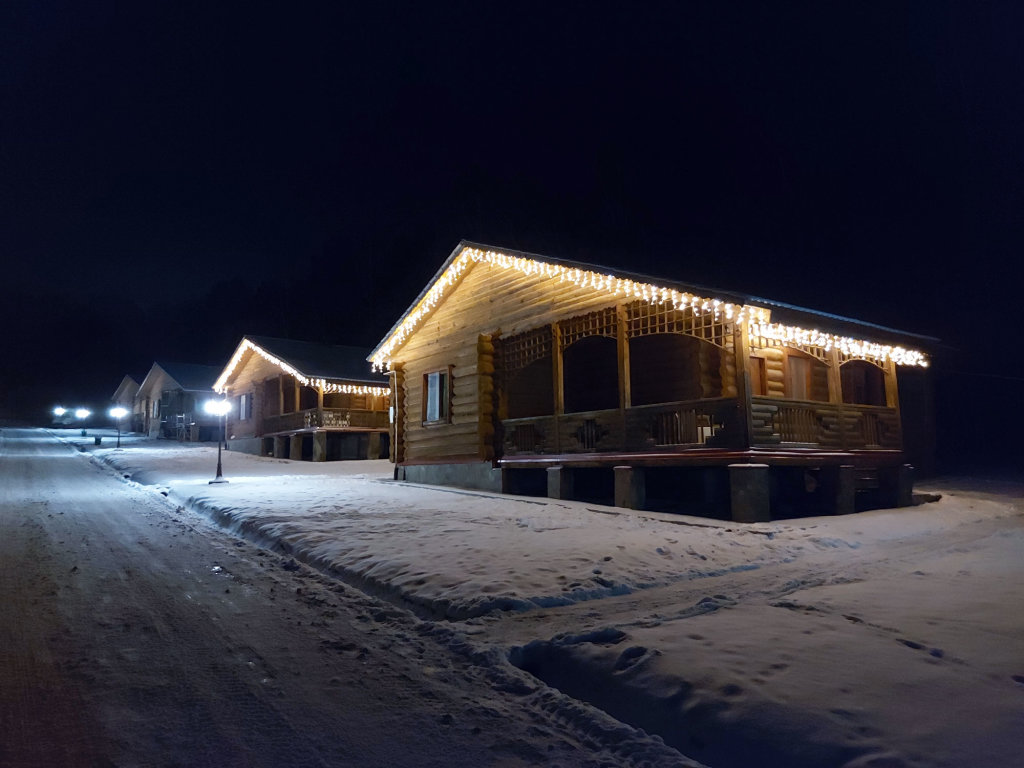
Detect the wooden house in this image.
<box><xmin>135</xmin><ymin>362</ymin><xmax>222</xmax><ymax>440</ymax></box>
<box><xmin>369</xmin><ymin>242</ymin><xmax>934</xmax><ymax>521</ymax></box>
<box><xmin>213</xmin><ymin>336</ymin><xmax>390</xmax><ymax>461</ymax></box>
<box><xmin>111</xmin><ymin>375</ymin><xmax>140</xmax><ymax>430</ymax></box>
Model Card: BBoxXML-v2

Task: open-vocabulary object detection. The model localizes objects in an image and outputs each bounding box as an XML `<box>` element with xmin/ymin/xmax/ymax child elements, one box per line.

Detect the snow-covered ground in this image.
<box><xmin>58</xmin><ymin>429</ymin><xmax>1024</xmax><ymax>767</ymax></box>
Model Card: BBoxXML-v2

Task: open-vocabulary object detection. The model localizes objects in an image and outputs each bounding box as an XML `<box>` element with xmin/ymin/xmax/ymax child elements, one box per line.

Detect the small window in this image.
<box><xmin>423</xmin><ymin>368</ymin><xmax>452</xmax><ymax>424</ymax></box>
<box><xmin>239</xmin><ymin>393</ymin><xmax>252</xmax><ymax>420</ymax></box>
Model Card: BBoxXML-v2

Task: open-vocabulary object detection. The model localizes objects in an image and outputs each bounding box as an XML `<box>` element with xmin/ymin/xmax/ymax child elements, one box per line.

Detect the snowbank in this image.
<box><xmin>56</xmin><ymin>430</ymin><xmax>1024</xmax><ymax>767</ymax></box>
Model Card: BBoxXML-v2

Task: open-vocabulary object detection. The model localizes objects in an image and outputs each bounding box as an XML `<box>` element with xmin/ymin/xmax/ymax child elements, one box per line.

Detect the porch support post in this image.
<box><xmin>879</xmin><ymin>463</ymin><xmax>914</xmax><ymax>508</ymax></box>
<box><xmin>614</xmin><ymin>465</ymin><xmax>645</xmax><ymax>510</ymax></box>
<box><xmin>294</xmin><ymin>379</ymin><xmax>301</xmax><ymax>413</ymax></box>
<box><xmin>547</xmin><ymin>465</ymin><xmax>573</xmax><ymax>500</ymax></box>
<box><xmin>821</xmin><ymin>464</ymin><xmax>856</xmax><ymax>516</ymax></box>
<box><xmin>552</xmin><ymin>323</ymin><xmax>564</xmax><ymax>453</ymax></box>
<box><xmin>312</xmin><ymin>431</ymin><xmax>327</xmax><ymax>462</ymax></box>
<box><xmin>278</xmin><ymin>375</ymin><xmax>285</xmax><ymax>414</ymax></box>
<box><xmin>883</xmin><ymin>358</ymin><xmax>904</xmax><ymax>447</ymax></box>
<box><xmin>273</xmin><ymin>436</ymin><xmax>288</xmax><ymax>459</ymax></box>
<box><xmin>827</xmin><ymin>347</ymin><xmax>847</xmax><ymax>449</ymax></box>
<box><xmin>616</xmin><ymin>305</ymin><xmax>631</xmax><ymax>409</ymax></box>
<box><xmin>729</xmin><ymin>463</ymin><xmax>770</xmax><ymax>522</ymax></box>
<box><xmin>317</xmin><ymin>384</ymin><xmax>324</xmax><ymax>410</ymax></box>
<box><xmin>289</xmin><ymin>434</ymin><xmax>303</xmax><ymax>461</ymax></box>
<box><xmin>391</xmin><ymin>365</ymin><xmax>405</xmax><ymax>464</ymax></box>
<box><xmin>734</xmin><ymin>312</ymin><xmax>755</xmax><ymax>449</ymax></box>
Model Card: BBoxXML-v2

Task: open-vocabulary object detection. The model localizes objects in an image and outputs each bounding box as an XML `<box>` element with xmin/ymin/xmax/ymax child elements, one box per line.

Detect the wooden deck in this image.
<box><xmin>501</xmin><ymin>396</ymin><xmax>901</xmax><ymax>459</ymax></box>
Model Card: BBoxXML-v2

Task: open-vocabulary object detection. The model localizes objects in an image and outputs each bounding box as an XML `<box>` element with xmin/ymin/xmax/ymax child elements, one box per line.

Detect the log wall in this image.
<box><xmin>223</xmin><ymin>352</ymin><xmax>283</xmax><ymax>439</ymax></box>
<box><xmin>395</xmin><ymin>263</ymin><xmax>623</xmax><ymax>462</ymax></box>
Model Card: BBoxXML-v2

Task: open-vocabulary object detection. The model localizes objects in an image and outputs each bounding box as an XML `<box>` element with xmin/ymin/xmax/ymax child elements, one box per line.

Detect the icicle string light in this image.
<box><xmin>748</xmin><ymin>320</ymin><xmax>928</xmax><ymax>367</ymax></box>
<box><xmin>215</xmin><ymin>338</ymin><xmax>389</xmax><ymax>397</ymax></box>
<box><xmin>370</xmin><ymin>246</ymin><xmax>929</xmax><ymax>370</ymax></box>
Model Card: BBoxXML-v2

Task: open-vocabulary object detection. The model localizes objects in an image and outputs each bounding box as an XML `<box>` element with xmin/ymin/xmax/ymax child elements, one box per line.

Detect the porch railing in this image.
<box><xmin>502</xmin><ymin>397</ymin><xmax>742</xmax><ymax>456</ymax></box>
<box><xmin>502</xmin><ymin>397</ymin><xmax>900</xmax><ymax>456</ymax></box>
<box><xmin>262</xmin><ymin>407</ymin><xmax>388</xmax><ymax>435</ymax></box>
<box><xmin>750</xmin><ymin>397</ymin><xmax>900</xmax><ymax>450</ymax></box>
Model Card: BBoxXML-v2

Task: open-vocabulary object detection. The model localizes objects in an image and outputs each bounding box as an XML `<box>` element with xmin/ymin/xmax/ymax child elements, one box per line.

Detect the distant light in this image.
<box><xmin>53</xmin><ymin>406</ymin><xmax>67</xmax><ymax>417</ymax></box>
<box><xmin>203</xmin><ymin>399</ymin><xmax>232</xmax><ymax>416</ymax></box>
<box><xmin>74</xmin><ymin>408</ymin><xmax>91</xmax><ymax>419</ymax></box>
<box><xmin>109</xmin><ymin>406</ymin><xmax>128</xmax><ymax>419</ymax></box>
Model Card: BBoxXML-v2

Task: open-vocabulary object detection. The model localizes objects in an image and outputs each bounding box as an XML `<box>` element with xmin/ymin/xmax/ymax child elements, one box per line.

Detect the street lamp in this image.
<box><xmin>53</xmin><ymin>406</ymin><xmax>67</xmax><ymax>417</ymax></box>
<box><xmin>75</xmin><ymin>407</ymin><xmax>91</xmax><ymax>436</ymax></box>
<box><xmin>203</xmin><ymin>399</ymin><xmax>232</xmax><ymax>484</ymax></box>
<box><xmin>109</xmin><ymin>406</ymin><xmax>128</xmax><ymax>448</ymax></box>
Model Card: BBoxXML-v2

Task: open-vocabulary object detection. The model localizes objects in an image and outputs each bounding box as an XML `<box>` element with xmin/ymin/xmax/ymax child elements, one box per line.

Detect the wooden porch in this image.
<box><xmin>262</xmin><ymin>407</ymin><xmax>389</xmax><ymax>435</ymax></box>
<box><xmin>501</xmin><ymin>396</ymin><xmax>901</xmax><ymax>457</ymax></box>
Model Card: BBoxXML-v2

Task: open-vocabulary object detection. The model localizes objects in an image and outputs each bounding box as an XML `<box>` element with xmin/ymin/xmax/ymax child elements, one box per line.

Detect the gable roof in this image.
<box><xmin>111</xmin><ymin>375</ymin><xmax>140</xmax><ymax>402</ymax></box>
<box><xmin>138</xmin><ymin>362</ymin><xmax>219</xmax><ymax>397</ymax></box>
<box><xmin>214</xmin><ymin>335</ymin><xmax>387</xmax><ymax>394</ymax></box>
<box><xmin>369</xmin><ymin>240</ymin><xmax>935</xmax><ymax>370</ymax></box>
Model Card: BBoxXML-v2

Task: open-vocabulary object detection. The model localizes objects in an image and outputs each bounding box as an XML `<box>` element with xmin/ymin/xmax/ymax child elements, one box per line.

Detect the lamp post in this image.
<box><xmin>203</xmin><ymin>399</ymin><xmax>232</xmax><ymax>484</ymax></box>
<box><xmin>109</xmin><ymin>406</ymin><xmax>128</xmax><ymax>448</ymax></box>
<box><xmin>75</xmin><ymin>407</ymin><xmax>91</xmax><ymax>436</ymax></box>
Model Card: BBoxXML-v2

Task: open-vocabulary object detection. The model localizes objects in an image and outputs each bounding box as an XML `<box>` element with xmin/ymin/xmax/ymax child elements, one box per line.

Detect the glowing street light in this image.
<box><xmin>109</xmin><ymin>406</ymin><xmax>128</xmax><ymax>449</ymax></box>
<box><xmin>53</xmin><ymin>406</ymin><xmax>67</xmax><ymax>417</ymax></box>
<box><xmin>74</xmin><ymin>407</ymin><xmax>92</xmax><ymax>437</ymax></box>
<box><xmin>203</xmin><ymin>399</ymin><xmax>232</xmax><ymax>484</ymax></box>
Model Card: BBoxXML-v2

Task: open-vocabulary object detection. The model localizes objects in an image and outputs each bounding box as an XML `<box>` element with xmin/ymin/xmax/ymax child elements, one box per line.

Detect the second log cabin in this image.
<box><xmin>370</xmin><ymin>241</ymin><xmax>934</xmax><ymax>521</ymax></box>
<box><xmin>214</xmin><ymin>335</ymin><xmax>390</xmax><ymax>461</ymax></box>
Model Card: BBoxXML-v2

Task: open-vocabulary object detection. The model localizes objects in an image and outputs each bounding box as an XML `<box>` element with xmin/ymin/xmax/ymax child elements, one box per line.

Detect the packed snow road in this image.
<box><xmin>0</xmin><ymin>429</ymin><xmax>685</xmax><ymax>768</ymax></box>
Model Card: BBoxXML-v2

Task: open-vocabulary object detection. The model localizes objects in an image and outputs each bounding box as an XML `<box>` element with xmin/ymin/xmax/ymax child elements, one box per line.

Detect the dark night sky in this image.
<box><xmin>2</xmin><ymin>2</ymin><xmax>1022</xmax><ymax>462</ymax></box>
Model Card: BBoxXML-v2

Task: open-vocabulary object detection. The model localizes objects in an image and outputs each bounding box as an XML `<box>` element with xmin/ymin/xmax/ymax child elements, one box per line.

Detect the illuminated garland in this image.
<box><xmin>371</xmin><ymin>246</ymin><xmax>929</xmax><ymax>370</ymax></box>
<box><xmin>215</xmin><ymin>338</ymin><xmax>390</xmax><ymax>397</ymax></box>
<box><xmin>749</xmin><ymin>321</ymin><xmax>928</xmax><ymax>367</ymax></box>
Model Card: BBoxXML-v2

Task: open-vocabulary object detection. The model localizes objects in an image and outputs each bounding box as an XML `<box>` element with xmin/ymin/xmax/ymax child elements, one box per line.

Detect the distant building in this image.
<box><xmin>111</xmin><ymin>375</ymin><xmax>140</xmax><ymax>429</ymax></box>
<box><xmin>213</xmin><ymin>336</ymin><xmax>390</xmax><ymax>461</ymax></box>
<box><xmin>370</xmin><ymin>241</ymin><xmax>935</xmax><ymax>521</ymax></box>
<box><xmin>135</xmin><ymin>362</ymin><xmax>222</xmax><ymax>440</ymax></box>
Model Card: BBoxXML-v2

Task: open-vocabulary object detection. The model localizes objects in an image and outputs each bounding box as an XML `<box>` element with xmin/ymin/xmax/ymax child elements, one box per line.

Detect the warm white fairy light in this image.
<box><xmin>215</xmin><ymin>338</ymin><xmax>389</xmax><ymax>397</ymax></box>
<box><xmin>370</xmin><ymin>246</ymin><xmax>929</xmax><ymax>370</ymax></box>
<box><xmin>749</xmin><ymin>321</ymin><xmax>929</xmax><ymax>367</ymax></box>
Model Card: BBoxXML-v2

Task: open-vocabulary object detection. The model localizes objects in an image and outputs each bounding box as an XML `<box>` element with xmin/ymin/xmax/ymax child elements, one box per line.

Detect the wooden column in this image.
<box><xmin>616</xmin><ymin>305</ymin><xmax>631</xmax><ymax>409</ymax></box>
<box><xmin>884</xmin><ymin>358</ymin><xmax>900</xmax><ymax>409</ymax></box>
<box><xmin>552</xmin><ymin>324</ymin><xmax>564</xmax><ymax>415</ymax></box>
<box><xmin>733</xmin><ymin>315</ymin><xmax>754</xmax><ymax>449</ymax></box>
<box><xmin>278</xmin><ymin>375</ymin><xmax>285</xmax><ymax>415</ymax></box>
<box><xmin>883</xmin><ymin>358</ymin><xmax>903</xmax><ymax>451</ymax></box>
<box><xmin>552</xmin><ymin>324</ymin><xmax>564</xmax><ymax>453</ymax></box>
<box><xmin>827</xmin><ymin>348</ymin><xmax>847</xmax><ymax>449</ymax></box>
<box><xmin>294</xmin><ymin>379</ymin><xmax>301</xmax><ymax>414</ymax></box>
<box><xmin>391</xmin><ymin>365</ymin><xmax>405</xmax><ymax>464</ymax></box>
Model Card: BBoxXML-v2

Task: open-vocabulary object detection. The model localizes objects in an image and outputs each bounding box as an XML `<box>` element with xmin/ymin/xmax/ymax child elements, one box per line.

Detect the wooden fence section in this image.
<box><xmin>502</xmin><ymin>397</ymin><xmax>742</xmax><ymax>456</ymax></box>
<box><xmin>263</xmin><ymin>408</ymin><xmax>388</xmax><ymax>434</ymax></box>
<box><xmin>750</xmin><ymin>397</ymin><xmax>901</xmax><ymax>450</ymax></box>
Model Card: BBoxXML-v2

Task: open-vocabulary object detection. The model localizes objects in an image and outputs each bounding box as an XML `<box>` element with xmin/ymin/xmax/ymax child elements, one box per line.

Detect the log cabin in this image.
<box><xmin>370</xmin><ymin>241</ymin><xmax>934</xmax><ymax>521</ymax></box>
<box><xmin>111</xmin><ymin>374</ymin><xmax>140</xmax><ymax>430</ymax></box>
<box><xmin>213</xmin><ymin>336</ymin><xmax>390</xmax><ymax>461</ymax></box>
<box><xmin>135</xmin><ymin>362</ymin><xmax>222</xmax><ymax>440</ymax></box>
